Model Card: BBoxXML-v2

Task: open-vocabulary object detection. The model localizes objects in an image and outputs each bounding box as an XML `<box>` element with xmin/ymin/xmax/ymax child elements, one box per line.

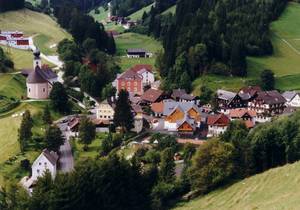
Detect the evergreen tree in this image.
<box><xmin>42</xmin><ymin>105</ymin><xmax>52</xmax><ymax>125</ymax></box>
<box><xmin>18</xmin><ymin>110</ymin><xmax>33</xmax><ymax>152</ymax></box>
<box><xmin>79</xmin><ymin>116</ymin><xmax>96</xmax><ymax>150</ymax></box>
<box><xmin>260</xmin><ymin>69</ymin><xmax>275</xmax><ymax>90</ymax></box>
<box><xmin>230</xmin><ymin>43</ymin><xmax>247</xmax><ymax>77</ymax></box>
<box><xmin>49</xmin><ymin>82</ymin><xmax>69</xmax><ymax>113</ymax></box>
<box><xmin>159</xmin><ymin>148</ymin><xmax>175</xmax><ymax>183</ymax></box>
<box><xmin>44</xmin><ymin>125</ymin><xmax>65</xmax><ymax>152</ymax></box>
<box><xmin>179</xmin><ymin>71</ymin><xmax>191</xmax><ymax>93</ymax></box>
<box><xmin>113</xmin><ymin>90</ymin><xmax>134</xmax><ymax>132</ymax></box>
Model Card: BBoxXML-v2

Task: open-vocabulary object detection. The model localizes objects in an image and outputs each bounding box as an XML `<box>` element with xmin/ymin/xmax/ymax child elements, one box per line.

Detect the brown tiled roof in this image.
<box><xmin>42</xmin><ymin>149</ymin><xmax>58</xmax><ymax>165</ymax></box>
<box><xmin>244</xmin><ymin>120</ymin><xmax>255</xmax><ymax>129</ymax></box>
<box><xmin>118</xmin><ymin>69</ymin><xmax>143</xmax><ymax>80</ymax></box>
<box><xmin>256</xmin><ymin>90</ymin><xmax>286</xmax><ymax>105</ymax></box>
<box><xmin>151</xmin><ymin>102</ymin><xmax>164</xmax><ymax>113</ymax></box>
<box><xmin>141</xmin><ymin>88</ymin><xmax>163</xmax><ymax>103</ymax></box>
<box><xmin>172</xmin><ymin>89</ymin><xmax>187</xmax><ymax>99</ymax></box>
<box><xmin>26</xmin><ymin>66</ymin><xmax>47</xmax><ymax>84</ymax></box>
<box><xmin>239</xmin><ymin>86</ymin><xmax>262</xmax><ymax>96</ymax></box>
<box><xmin>207</xmin><ymin>114</ymin><xmax>230</xmax><ymax>126</ymax></box>
<box><xmin>131</xmin><ymin>64</ymin><xmax>153</xmax><ymax>73</ymax></box>
<box><xmin>229</xmin><ymin>108</ymin><xmax>257</xmax><ymax>118</ymax></box>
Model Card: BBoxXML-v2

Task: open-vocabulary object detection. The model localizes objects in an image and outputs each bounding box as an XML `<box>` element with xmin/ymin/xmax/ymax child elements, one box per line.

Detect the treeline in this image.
<box><xmin>137</xmin><ymin>0</ymin><xmax>287</xmax><ymax>91</ymax></box>
<box><xmin>0</xmin><ymin>48</ymin><xmax>14</xmax><ymax>72</ymax></box>
<box><xmin>111</xmin><ymin>0</ymin><xmax>154</xmax><ymax>17</ymax></box>
<box><xmin>50</xmin><ymin>0</ymin><xmax>106</xmax><ymax>12</ymax></box>
<box><xmin>0</xmin><ymin>0</ymin><xmax>24</xmax><ymax>12</ymax></box>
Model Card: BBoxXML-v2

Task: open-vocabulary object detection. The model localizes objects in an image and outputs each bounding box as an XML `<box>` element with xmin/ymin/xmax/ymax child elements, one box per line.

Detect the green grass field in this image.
<box><xmin>89</xmin><ymin>6</ymin><xmax>108</xmax><ymax>23</ymax></box>
<box><xmin>174</xmin><ymin>161</ymin><xmax>300</xmax><ymax>210</ymax></box>
<box><xmin>0</xmin><ymin>74</ymin><xmax>26</xmax><ymax>98</ymax></box>
<box><xmin>115</xmin><ymin>32</ymin><xmax>162</xmax><ymax>70</ymax></box>
<box><xmin>128</xmin><ymin>3</ymin><xmax>154</xmax><ymax>21</ymax></box>
<box><xmin>0</xmin><ymin>9</ymin><xmax>71</xmax><ymax>55</ymax></box>
<box><xmin>193</xmin><ymin>2</ymin><xmax>300</xmax><ymax>94</ymax></box>
<box><xmin>161</xmin><ymin>5</ymin><xmax>177</xmax><ymax>16</ymax></box>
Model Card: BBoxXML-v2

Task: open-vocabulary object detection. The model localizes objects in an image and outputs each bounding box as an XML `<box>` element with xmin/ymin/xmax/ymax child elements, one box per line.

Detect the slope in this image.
<box><xmin>174</xmin><ymin>161</ymin><xmax>300</xmax><ymax>210</ymax></box>
<box><xmin>128</xmin><ymin>3</ymin><xmax>154</xmax><ymax>21</ymax></box>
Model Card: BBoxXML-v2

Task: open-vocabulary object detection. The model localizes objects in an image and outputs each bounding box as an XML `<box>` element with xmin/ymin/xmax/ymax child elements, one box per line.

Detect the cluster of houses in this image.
<box><xmin>0</xmin><ymin>30</ymin><xmax>30</xmax><ymax>50</ymax></box>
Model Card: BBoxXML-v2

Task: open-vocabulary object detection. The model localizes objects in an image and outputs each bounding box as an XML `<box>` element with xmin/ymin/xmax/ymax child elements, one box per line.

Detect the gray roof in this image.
<box><xmin>127</xmin><ymin>48</ymin><xmax>147</xmax><ymax>53</ymax></box>
<box><xmin>217</xmin><ymin>89</ymin><xmax>236</xmax><ymax>101</ymax></box>
<box><xmin>42</xmin><ymin>149</ymin><xmax>58</xmax><ymax>165</ymax></box>
<box><xmin>26</xmin><ymin>66</ymin><xmax>57</xmax><ymax>84</ymax></box>
<box><xmin>282</xmin><ymin>91</ymin><xmax>299</xmax><ymax>102</ymax></box>
<box><xmin>256</xmin><ymin>90</ymin><xmax>286</xmax><ymax>105</ymax></box>
<box><xmin>163</xmin><ymin>101</ymin><xmax>199</xmax><ymax>116</ymax></box>
<box><xmin>176</xmin><ymin>113</ymin><xmax>196</xmax><ymax>129</ymax></box>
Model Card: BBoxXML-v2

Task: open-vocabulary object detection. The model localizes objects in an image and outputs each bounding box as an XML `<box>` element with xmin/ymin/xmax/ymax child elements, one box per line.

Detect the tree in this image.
<box><xmin>260</xmin><ymin>69</ymin><xmax>275</xmax><ymax>90</ymax></box>
<box><xmin>44</xmin><ymin>125</ymin><xmax>65</xmax><ymax>152</ymax></box>
<box><xmin>18</xmin><ymin>110</ymin><xmax>33</xmax><ymax>152</ymax></box>
<box><xmin>199</xmin><ymin>86</ymin><xmax>213</xmax><ymax>105</ymax></box>
<box><xmin>113</xmin><ymin>90</ymin><xmax>134</xmax><ymax>132</ymax></box>
<box><xmin>179</xmin><ymin>71</ymin><xmax>191</xmax><ymax>93</ymax></box>
<box><xmin>230</xmin><ymin>43</ymin><xmax>247</xmax><ymax>77</ymax></box>
<box><xmin>79</xmin><ymin>116</ymin><xmax>96</xmax><ymax>150</ymax></box>
<box><xmin>82</xmin><ymin>38</ymin><xmax>97</xmax><ymax>54</ymax></box>
<box><xmin>159</xmin><ymin>148</ymin><xmax>175</xmax><ymax>183</ymax></box>
<box><xmin>190</xmin><ymin>140</ymin><xmax>235</xmax><ymax>194</ymax></box>
<box><xmin>49</xmin><ymin>82</ymin><xmax>69</xmax><ymax>113</ymax></box>
<box><xmin>42</xmin><ymin>105</ymin><xmax>52</xmax><ymax>125</ymax></box>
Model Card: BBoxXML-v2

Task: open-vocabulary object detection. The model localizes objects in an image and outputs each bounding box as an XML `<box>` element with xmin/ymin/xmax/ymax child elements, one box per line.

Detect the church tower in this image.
<box><xmin>33</xmin><ymin>49</ymin><xmax>41</xmax><ymax>69</ymax></box>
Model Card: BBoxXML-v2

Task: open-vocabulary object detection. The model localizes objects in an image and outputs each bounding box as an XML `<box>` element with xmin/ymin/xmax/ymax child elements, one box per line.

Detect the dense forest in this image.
<box><xmin>111</xmin><ymin>0</ymin><xmax>154</xmax><ymax>17</ymax></box>
<box><xmin>50</xmin><ymin>0</ymin><xmax>106</xmax><ymax>12</ymax></box>
<box><xmin>0</xmin><ymin>48</ymin><xmax>14</xmax><ymax>72</ymax></box>
<box><xmin>137</xmin><ymin>0</ymin><xmax>287</xmax><ymax>91</ymax></box>
<box><xmin>0</xmin><ymin>0</ymin><xmax>24</xmax><ymax>12</ymax></box>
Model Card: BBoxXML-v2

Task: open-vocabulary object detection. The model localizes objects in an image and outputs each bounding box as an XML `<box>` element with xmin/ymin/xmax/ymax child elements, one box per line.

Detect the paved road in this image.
<box><xmin>58</xmin><ymin>122</ymin><xmax>74</xmax><ymax>173</ymax></box>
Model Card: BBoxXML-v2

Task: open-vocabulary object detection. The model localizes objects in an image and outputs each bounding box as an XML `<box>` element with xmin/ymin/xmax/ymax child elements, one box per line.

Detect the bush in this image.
<box><xmin>20</xmin><ymin>159</ymin><xmax>30</xmax><ymax>171</ymax></box>
<box><xmin>210</xmin><ymin>62</ymin><xmax>230</xmax><ymax>76</ymax></box>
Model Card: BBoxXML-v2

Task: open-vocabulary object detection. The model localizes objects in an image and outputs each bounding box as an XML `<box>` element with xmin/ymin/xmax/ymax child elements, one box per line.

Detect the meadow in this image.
<box><xmin>128</xmin><ymin>3</ymin><xmax>154</xmax><ymax>21</ymax></box>
<box><xmin>89</xmin><ymin>6</ymin><xmax>108</xmax><ymax>23</ymax></box>
<box><xmin>0</xmin><ymin>9</ymin><xmax>71</xmax><ymax>55</ymax></box>
<box><xmin>174</xmin><ymin>161</ymin><xmax>300</xmax><ymax>210</ymax></box>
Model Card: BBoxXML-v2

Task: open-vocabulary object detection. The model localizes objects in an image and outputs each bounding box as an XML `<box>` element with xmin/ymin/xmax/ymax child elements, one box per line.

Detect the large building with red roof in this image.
<box><xmin>116</xmin><ymin>69</ymin><xmax>143</xmax><ymax>96</ymax></box>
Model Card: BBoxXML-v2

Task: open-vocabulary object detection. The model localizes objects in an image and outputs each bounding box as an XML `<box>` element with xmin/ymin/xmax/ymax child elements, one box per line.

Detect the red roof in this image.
<box><xmin>151</xmin><ymin>102</ymin><xmax>164</xmax><ymax>113</ymax></box>
<box><xmin>131</xmin><ymin>64</ymin><xmax>153</xmax><ymax>73</ymax></box>
<box><xmin>229</xmin><ymin>108</ymin><xmax>257</xmax><ymax>118</ymax></box>
<box><xmin>141</xmin><ymin>88</ymin><xmax>163</xmax><ymax>103</ymax></box>
<box><xmin>207</xmin><ymin>114</ymin><xmax>230</xmax><ymax>126</ymax></box>
<box><xmin>118</xmin><ymin>69</ymin><xmax>142</xmax><ymax>80</ymax></box>
<box><xmin>244</xmin><ymin>120</ymin><xmax>255</xmax><ymax>129</ymax></box>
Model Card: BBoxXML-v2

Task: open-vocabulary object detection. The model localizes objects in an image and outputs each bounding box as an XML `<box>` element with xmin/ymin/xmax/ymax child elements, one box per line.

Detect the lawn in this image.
<box><xmin>1</xmin><ymin>46</ymin><xmax>53</xmax><ymax>70</ymax></box>
<box><xmin>128</xmin><ymin>3</ymin><xmax>155</xmax><ymax>21</ymax></box>
<box><xmin>0</xmin><ymin>9</ymin><xmax>71</xmax><ymax>55</ymax></box>
<box><xmin>174</xmin><ymin>161</ymin><xmax>300</xmax><ymax>210</ymax></box>
<box><xmin>192</xmin><ymin>2</ymin><xmax>300</xmax><ymax>93</ymax></box>
<box><xmin>161</xmin><ymin>5</ymin><xmax>177</xmax><ymax>16</ymax></box>
<box><xmin>0</xmin><ymin>74</ymin><xmax>26</xmax><ymax>99</ymax></box>
<box><xmin>89</xmin><ymin>6</ymin><xmax>108</xmax><ymax>23</ymax></box>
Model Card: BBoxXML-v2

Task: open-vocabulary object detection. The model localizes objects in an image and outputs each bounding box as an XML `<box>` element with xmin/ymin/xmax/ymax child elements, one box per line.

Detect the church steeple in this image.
<box><xmin>33</xmin><ymin>49</ymin><xmax>41</xmax><ymax>69</ymax></box>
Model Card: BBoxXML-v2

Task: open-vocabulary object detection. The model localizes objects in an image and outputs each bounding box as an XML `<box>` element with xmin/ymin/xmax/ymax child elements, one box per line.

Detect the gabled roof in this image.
<box><xmin>239</xmin><ymin>86</ymin><xmax>262</xmax><ymax>96</ymax></box>
<box><xmin>163</xmin><ymin>101</ymin><xmax>199</xmax><ymax>116</ymax></box>
<box><xmin>176</xmin><ymin>114</ymin><xmax>195</xmax><ymax>130</ymax></box>
<box><xmin>282</xmin><ymin>91</ymin><xmax>299</xmax><ymax>102</ymax></box>
<box><xmin>217</xmin><ymin>89</ymin><xmax>236</xmax><ymax>101</ymax></box>
<box><xmin>131</xmin><ymin>64</ymin><xmax>153</xmax><ymax>73</ymax></box>
<box><xmin>172</xmin><ymin>89</ymin><xmax>187</xmax><ymax>99</ymax></box>
<box><xmin>207</xmin><ymin>114</ymin><xmax>230</xmax><ymax>126</ymax></box>
<box><xmin>118</xmin><ymin>69</ymin><xmax>143</xmax><ymax>80</ymax></box>
<box><xmin>141</xmin><ymin>88</ymin><xmax>163</xmax><ymax>103</ymax></box>
<box><xmin>256</xmin><ymin>90</ymin><xmax>286</xmax><ymax>104</ymax></box>
<box><xmin>151</xmin><ymin>102</ymin><xmax>164</xmax><ymax>113</ymax></box>
<box><xmin>229</xmin><ymin>108</ymin><xmax>257</xmax><ymax>118</ymax></box>
<box><xmin>26</xmin><ymin>66</ymin><xmax>57</xmax><ymax>84</ymax></box>
<box><xmin>41</xmin><ymin>149</ymin><xmax>58</xmax><ymax>165</ymax></box>
<box><xmin>127</xmin><ymin>48</ymin><xmax>147</xmax><ymax>53</ymax></box>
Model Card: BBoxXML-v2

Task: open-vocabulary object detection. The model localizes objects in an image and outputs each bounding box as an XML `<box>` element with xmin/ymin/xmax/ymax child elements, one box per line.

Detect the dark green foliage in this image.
<box><xmin>49</xmin><ymin>82</ymin><xmax>69</xmax><ymax>113</ymax></box>
<box><xmin>159</xmin><ymin>148</ymin><xmax>175</xmax><ymax>183</ymax></box>
<box><xmin>44</xmin><ymin>125</ymin><xmax>64</xmax><ymax>152</ymax></box>
<box><xmin>113</xmin><ymin>90</ymin><xmax>134</xmax><ymax>132</ymax></box>
<box><xmin>199</xmin><ymin>86</ymin><xmax>213</xmax><ymax>105</ymax></box>
<box><xmin>42</xmin><ymin>105</ymin><xmax>52</xmax><ymax>125</ymax></box>
<box><xmin>18</xmin><ymin>110</ymin><xmax>33</xmax><ymax>152</ymax></box>
<box><xmin>190</xmin><ymin>139</ymin><xmax>235</xmax><ymax>194</ymax></box>
<box><xmin>78</xmin><ymin>116</ymin><xmax>96</xmax><ymax>150</ymax></box>
<box><xmin>0</xmin><ymin>0</ymin><xmax>24</xmax><ymax>12</ymax></box>
<box><xmin>260</xmin><ymin>69</ymin><xmax>275</xmax><ymax>90</ymax></box>
<box><xmin>156</xmin><ymin>135</ymin><xmax>178</xmax><ymax>152</ymax></box>
<box><xmin>111</xmin><ymin>0</ymin><xmax>154</xmax><ymax>16</ymax></box>
<box><xmin>0</xmin><ymin>47</ymin><xmax>14</xmax><ymax>72</ymax></box>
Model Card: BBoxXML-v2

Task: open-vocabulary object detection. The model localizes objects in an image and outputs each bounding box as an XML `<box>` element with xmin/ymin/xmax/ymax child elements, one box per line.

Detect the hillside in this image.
<box><xmin>174</xmin><ymin>161</ymin><xmax>300</xmax><ymax>210</ymax></box>
<box><xmin>0</xmin><ymin>9</ymin><xmax>71</xmax><ymax>55</ymax></box>
<box><xmin>89</xmin><ymin>6</ymin><xmax>108</xmax><ymax>22</ymax></box>
<box><xmin>161</xmin><ymin>5</ymin><xmax>176</xmax><ymax>15</ymax></box>
<box><xmin>128</xmin><ymin>3</ymin><xmax>154</xmax><ymax>21</ymax></box>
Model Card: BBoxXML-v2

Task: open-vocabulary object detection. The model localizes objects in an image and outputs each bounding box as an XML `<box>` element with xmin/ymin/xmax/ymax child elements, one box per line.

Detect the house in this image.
<box><xmin>238</xmin><ymin>86</ymin><xmax>262</xmax><ymax>103</ymax></box>
<box><xmin>92</xmin><ymin>119</ymin><xmax>110</xmax><ymax>133</ymax></box>
<box><xmin>171</xmin><ymin>89</ymin><xmax>199</xmax><ymax>104</ymax></box>
<box><xmin>141</xmin><ymin>88</ymin><xmax>164</xmax><ymax>104</ymax></box>
<box><xmin>151</xmin><ymin>102</ymin><xmax>164</xmax><ymax>117</ymax></box>
<box><xmin>282</xmin><ymin>91</ymin><xmax>300</xmax><ymax>107</ymax></box>
<box><xmin>115</xmin><ymin>69</ymin><xmax>143</xmax><ymax>96</ymax></box>
<box><xmin>248</xmin><ymin>90</ymin><xmax>286</xmax><ymax>115</ymax></box>
<box><xmin>163</xmin><ymin>101</ymin><xmax>202</xmax><ymax>135</ymax></box>
<box><xmin>207</xmin><ymin>114</ymin><xmax>230</xmax><ymax>137</ymax></box>
<box><xmin>228</xmin><ymin>108</ymin><xmax>257</xmax><ymax>128</ymax></box>
<box><xmin>31</xmin><ymin>149</ymin><xmax>58</xmax><ymax>181</ymax></box>
<box><xmin>131</xmin><ymin>64</ymin><xmax>155</xmax><ymax>86</ymax></box>
<box><xmin>127</xmin><ymin>48</ymin><xmax>152</xmax><ymax>58</ymax></box>
<box><xmin>25</xmin><ymin>50</ymin><xmax>58</xmax><ymax>99</ymax></box>
<box><xmin>0</xmin><ymin>31</ymin><xmax>30</xmax><ymax>50</ymax></box>
<box><xmin>217</xmin><ymin>89</ymin><xmax>243</xmax><ymax>113</ymax></box>
<box><xmin>96</xmin><ymin>99</ymin><xmax>115</xmax><ymax>121</ymax></box>
<box><xmin>68</xmin><ymin>117</ymin><xmax>80</xmax><ymax>133</ymax></box>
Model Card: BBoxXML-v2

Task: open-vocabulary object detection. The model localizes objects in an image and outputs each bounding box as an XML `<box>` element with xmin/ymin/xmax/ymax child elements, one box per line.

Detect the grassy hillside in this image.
<box><xmin>128</xmin><ymin>3</ymin><xmax>154</xmax><ymax>21</ymax></box>
<box><xmin>174</xmin><ymin>161</ymin><xmax>300</xmax><ymax>210</ymax></box>
<box><xmin>193</xmin><ymin>2</ymin><xmax>300</xmax><ymax>94</ymax></box>
<box><xmin>89</xmin><ymin>6</ymin><xmax>108</xmax><ymax>22</ymax></box>
<box><xmin>161</xmin><ymin>5</ymin><xmax>176</xmax><ymax>15</ymax></box>
<box><xmin>0</xmin><ymin>9</ymin><xmax>71</xmax><ymax>55</ymax></box>
<box><xmin>115</xmin><ymin>32</ymin><xmax>163</xmax><ymax>70</ymax></box>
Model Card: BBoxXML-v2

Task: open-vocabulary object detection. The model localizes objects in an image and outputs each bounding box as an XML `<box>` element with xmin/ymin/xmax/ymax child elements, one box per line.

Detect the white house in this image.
<box><xmin>207</xmin><ymin>114</ymin><xmax>230</xmax><ymax>137</ymax></box>
<box><xmin>282</xmin><ymin>91</ymin><xmax>300</xmax><ymax>107</ymax></box>
<box><xmin>31</xmin><ymin>149</ymin><xmax>59</xmax><ymax>181</ymax></box>
<box><xmin>96</xmin><ymin>99</ymin><xmax>115</xmax><ymax>120</ymax></box>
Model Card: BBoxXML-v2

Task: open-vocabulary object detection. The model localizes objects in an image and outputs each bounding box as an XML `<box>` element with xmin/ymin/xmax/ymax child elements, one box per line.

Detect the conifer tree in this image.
<box><xmin>18</xmin><ymin>110</ymin><xmax>33</xmax><ymax>152</ymax></box>
<box><xmin>44</xmin><ymin>125</ymin><xmax>65</xmax><ymax>152</ymax></box>
<box><xmin>159</xmin><ymin>148</ymin><xmax>175</xmax><ymax>183</ymax></box>
<box><xmin>42</xmin><ymin>105</ymin><xmax>52</xmax><ymax>125</ymax></box>
<box><xmin>79</xmin><ymin>116</ymin><xmax>96</xmax><ymax>150</ymax></box>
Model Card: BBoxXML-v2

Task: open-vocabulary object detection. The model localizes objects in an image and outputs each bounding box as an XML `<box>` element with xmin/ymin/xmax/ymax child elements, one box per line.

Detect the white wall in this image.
<box><xmin>32</xmin><ymin>154</ymin><xmax>56</xmax><ymax>181</ymax></box>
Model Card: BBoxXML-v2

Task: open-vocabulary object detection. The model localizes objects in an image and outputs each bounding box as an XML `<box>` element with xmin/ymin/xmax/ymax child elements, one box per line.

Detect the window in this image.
<box><xmin>122</xmin><ymin>82</ymin><xmax>125</xmax><ymax>86</ymax></box>
<box><xmin>134</xmin><ymin>87</ymin><xmax>138</xmax><ymax>92</ymax></box>
<box><xmin>43</xmin><ymin>88</ymin><xmax>46</xmax><ymax>92</ymax></box>
<box><xmin>39</xmin><ymin>162</ymin><xmax>41</xmax><ymax>165</ymax></box>
<box><xmin>127</xmin><ymin>82</ymin><xmax>131</xmax><ymax>86</ymax></box>
<box><xmin>134</xmin><ymin>82</ymin><xmax>138</xmax><ymax>86</ymax></box>
<box><xmin>37</xmin><ymin>169</ymin><xmax>40</xmax><ymax>174</ymax></box>
<box><xmin>28</xmin><ymin>88</ymin><xmax>31</xmax><ymax>92</ymax></box>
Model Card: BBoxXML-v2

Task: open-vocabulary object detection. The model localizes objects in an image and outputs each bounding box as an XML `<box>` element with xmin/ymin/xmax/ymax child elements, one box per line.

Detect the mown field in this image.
<box><xmin>174</xmin><ymin>161</ymin><xmax>300</xmax><ymax>210</ymax></box>
<box><xmin>128</xmin><ymin>3</ymin><xmax>154</xmax><ymax>21</ymax></box>
<box><xmin>89</xmin><ymin>6</ymin><xmax>108</xmax><ymax>22</ymax></box>
<box><xmin>115</xmin><ymin>32</ymin><xmax>163</xmax><ymax>70</ymax></box>
<box><xmin>0</xmin><ymin>9</ymin><xmax>71</xmax><ymax>55</ymax></box>
<box><xmin>193</xmin><ymin>2</ymin><xmax>300</xmax><ymax>94</ymax></box>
